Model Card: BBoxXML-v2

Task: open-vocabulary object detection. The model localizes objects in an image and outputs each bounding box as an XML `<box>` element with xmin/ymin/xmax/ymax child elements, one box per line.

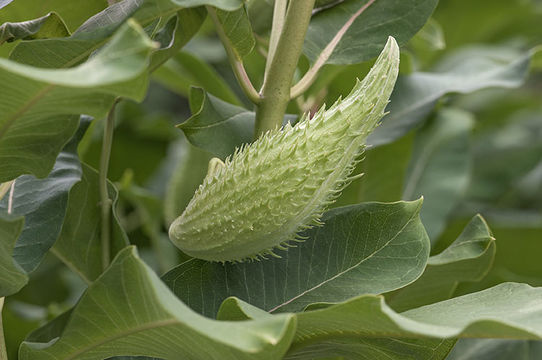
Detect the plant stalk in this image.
<box><xmin>264</xmin><ymin>0</ymin><xmax>288</xmax><ymax>78</ymax></box>
<box><xmin>100</xmin><ymin>100</ymin><xmax>119</xmax><ymax>271</ymax></box>
<box><xmin>255</xmin><ymin>0</ymin><xmax>315</xmax><ymax>137</ymax></box>
<box><xmin>206</xmin><ymin>6</ymin><xmax>261</xmax><ymax>104</ymax></box>
<box><xmin>0</xmin><ymin>298</ymin><xmax>8</xmax><ymax>360</ymax></box>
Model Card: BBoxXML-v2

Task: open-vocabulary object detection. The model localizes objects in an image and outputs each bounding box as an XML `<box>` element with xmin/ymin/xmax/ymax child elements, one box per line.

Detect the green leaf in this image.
<box><xmin>0</xmin><ymin>118</ymin><xmax>88</xmax><ymax>273</ymax></box>
<box><xmin>52</xmin><ymin>163</ymin><xmax>129</xmax><ymax>284</ymax></box>
<box><xmin>0</xmin><ymin>12</ymin><xmax>70</xmax><ymax>44</ymax></box>
<box><xmin>0</xmin><ymin>214</ymin><xmax>27</xmax><ymax>297</ymax></box>
<box><xmin>447</xmin><ymin>339</ymin><xmax>542</xmax><ymax>360</ymax></box>
<box><xmin>402</xmin><ymin>108</ymin><xmax>474</xmax><ymax>240</ymax></box>
<box><xmin>304</xmin><ymin>0</ymin><xmax>438</xmax><ymax>65</ymax></box>
<box><xmin>179</xmin><ymin>87</ymin><xmax>296</xmax><ymax>158</ymax></box>
<box><xmin>179</xmin><ymin>87</ymin><xmax>256</xmax><ymax>158</ymax></box>
<box><xmin>215</xmin><ymin>5</ymin><xmax>255</xmax><ymax>58</ymax></box>
<box><xmin>0</xmin><ymin>20</ymin><xmax>155</xmax><ymax>182</ymax></box>
<box><xmin>218</xmin><ymin>297</ymin><xmax>456</xmax><ymax>360</ymax></box>
<box><xmin>152</xmin><ymin>51</ymin><xmax>241</xmax><ymax>105</ymax></box>
<box><xmin>284</xmin><ymin>282</ymin><xmax>542</xmax><ymax>356</ymax></box>
<box><xmin>385</xmin><ymin>215</ymin><xmax>496</xmax><ymax>312</ymax></box>
<box><xmin>0</xmin><ymin>0</ymin><xmax>107</xmax><ymax>32</ymax></box>
<box><xmin>163</xmin><ymin>138</ymin><xmax>212</xmax><ymax>226</ymax></box>
<box><xmin>19</xmin><ymin>247</ymin><xmax>296</xmax><ymax>360</ymax></box>
<box><xmin>368</xmin><ymin>46</ymin><xmax>533</xmax><ymax>146</ymax></box>
<box><xmin>162</xmin><ymin>200</ymin><xmax>430</xmax><ymax>316</ymax></box>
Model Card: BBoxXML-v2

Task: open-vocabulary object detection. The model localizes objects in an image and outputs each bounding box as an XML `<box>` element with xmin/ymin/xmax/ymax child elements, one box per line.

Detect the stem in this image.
<box><xmin>0</xmin><ymin>181</ymin><xmax>14</xmax><ymax>203</ymax></box>
<box><xmin>255</xmin><ymin>0</ymin><xmax>316</xmax><ymax>137</ymax></box>
<box><xmin>7</xmin><ymin>181</ymin><xmax>15</xmax><ymax>215</ymax></box>
<box><xmin>290</xmin><ymin>0</ymin><xmax>376</xmax><ymax>99</ymax></box>
<box><xmin>0</xmin><ymin>298</ymin><xmax>8</xmax><ymax>360</ymax></box>
<box><xmin>206</xmin><ymin>6</ymin><xmax>261</xmax><ymax>104</ymax></box>
<box><xmin>100</xmin><ymin>100</ymin><xmax>119</xmax><ymax>271</ymax></box>
<box><xmin>264</xmin><ymin>0</ymin><xmax>288</xmax><ymax>79</ymax></box>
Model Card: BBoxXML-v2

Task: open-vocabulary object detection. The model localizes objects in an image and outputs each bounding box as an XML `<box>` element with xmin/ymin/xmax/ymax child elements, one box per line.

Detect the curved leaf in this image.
<box><xmin>0</xmin><ymin>214</ymin><xmax>27</xmax><ymax>297</ymax></box>
<box><xmin>368</xmin><ymin>46</ymin><xmax>533</xmax><ymax>146</ymax></box>
<box><xmin>162</xmin><ymin>200</ymin><xmax>430</xmax><ymax>316</ymax></box>
<box><xmin>19</xmin><ymin>247</ymin><xmax>296</xmax><ymax>360</ymax></box>
<box><xmin>386</xmin><ymin>215</ymin><xmax>496</xmax><ymax>312</ymax></box>
<box><xmin>0</xmin><ymin>20</ymin><xmax>154</xmax><ymax>182</ymax></box>
<box><xmin>304</xmin><ymin>0</ymin><xmax>438</xmax><ymax>65</ymax></box>
<box><xmin>0</xmin><ymin>12</ymin><xmax>70</xmax><ymax>44</ymax></box>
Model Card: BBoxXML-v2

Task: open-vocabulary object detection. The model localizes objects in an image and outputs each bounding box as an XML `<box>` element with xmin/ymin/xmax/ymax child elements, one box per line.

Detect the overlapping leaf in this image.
<box><xmin>0</xmin><ymin>214</ymin><xmax>27</xmax><ymax>297</ymax></box>
<box><xmin>0</xmin><ymin>20</ymin><xmax>154</xmax><ymax>183</ymax></box>
<box><xmin>19</xmin><ymin>247</ymin><xmax>296</xmax><ymax>360</ymax></box>
<box><xmin>163</xmin><ymin>200</ymin><xmax>430</xmax><ymax>317</ymax></box>
<box><xmin>0</xmin><ymin>12</ymin><xmax>70</xmax><ymax>44</ymax></box>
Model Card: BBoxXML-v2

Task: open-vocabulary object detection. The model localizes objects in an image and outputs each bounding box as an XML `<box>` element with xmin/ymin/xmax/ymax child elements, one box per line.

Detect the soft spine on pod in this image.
<box><xmin>169</xmin><ymin>37</ymin><xmax>400</xmax><ymax>262</ymax></box>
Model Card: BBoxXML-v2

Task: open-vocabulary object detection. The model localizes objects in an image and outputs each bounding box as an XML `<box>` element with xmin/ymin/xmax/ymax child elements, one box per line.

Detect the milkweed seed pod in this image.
<box><xmin>169</xmin><ymin>37</ymin><xmax>400</xmax><ymax>262</ymax></box>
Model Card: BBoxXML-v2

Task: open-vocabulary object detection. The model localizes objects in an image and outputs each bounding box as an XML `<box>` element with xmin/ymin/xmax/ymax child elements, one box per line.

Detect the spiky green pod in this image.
<box><xmin>169</xmin><ymin>37</ymin><xmax>400</xmax><ymax>262</ymax></box>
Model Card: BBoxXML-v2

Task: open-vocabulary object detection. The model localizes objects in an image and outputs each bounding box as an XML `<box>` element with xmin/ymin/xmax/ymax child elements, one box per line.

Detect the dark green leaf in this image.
<box><xmin>0</xmin><ymin>215</ymin><xmax>27</xmax><ymax>297</ymax></box>
<box><xmin>447</xmin><ymin>339</ymin><xmax>542</xmax><ymax>360</ymax></box>
<box><xmin>386</xmin><ymin>215</ymin><xmax>496</xmax><ymax>312</ymax></box>
<box><xmin>52</xmin><ymin>163</ymin><xmax>129</xmax><ymax>283</ymax></box>
<box><xmin>162</xmin><ymin>200</ymin><xmax>429</xmax><ymax>317</ymax></box>
<box><xmin>19</xmin><ymin>247</ymin><xmax>296</xmax><ymax>360</ymax></box>
<box><xmin>215</xmin><ymin>5</ymin><xmax>255</xmax><ymax>58</ymax></box>
<box><xmin>402</xmin><ymin>108</ymin><xmax>474</xmax><ymax>240</ymax></box>
<box><xmin>304</xmin><ymin>0</ymin><xmax>438</xmax><ymax>65</ymax></box>
<box><xmin>0</xmin><ymin>118</ymin><xmax>88</xmax><ymax>273</ymax></box>
<box><xmin>0</xmin><ymin>20</ymin><xmax>154</xmax><ymax>182</ymax></box>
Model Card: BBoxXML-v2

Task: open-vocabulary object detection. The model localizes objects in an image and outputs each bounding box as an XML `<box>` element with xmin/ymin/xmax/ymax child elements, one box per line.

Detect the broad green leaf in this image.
<box><xmin>52</xmin><ymin>163</ymin><xmax>129</xmax><ymax>284</ymax></box>
<box><xmin>0</xmin><ymin>0</ymin><xmax>107</xmax><ymax>32</ymax></box>
<box><xmin>447</xmin><ymin>338</ymin><xmax>542</xmax><ymax>360</ymax></box>
<box><xmin>215</xmin><ymin>5</ymin><xmax>255</xmax><ymax>58</ymax></box>
<box><xmin>0</xmin><ymin>12</ymin><xmax>70</xmax><ymax>44</ymax></box>
<box><xmin>218</xmin><ymin>298</ymin><xmax>456</xmax><ymax>360</ymax></box>
<box><xmin>19</xmin><ymin>247</ymin><xmax>296</xmax><ymax>360</ymax></box>
<box><xmin>163</xmin><ymin>138</ymin><xmax>212</xmax><ymax>226</ymax></box>
<box><xmin>0</xmin><ymin>20</ymin><xmax>154</xmax><ymax>183</ymax></box>
<box><xmin>152</xmin><ymin>51</ymin><xmax>241</xmax><ymax>105</ymax></box>
<box><xmin>282</xmin><ymin>282</ymin><xmax>542</xmax><ymax>356</ymax></box>
<box><xmin>179</xmin><ymin>87</ymin><xmax>296</xmax><ymax>158</ymax></box>
<box><xmin>179</xmin><ymin>87</ymin><xmax>256</xmax><ymax>158</ymax></box>
<box><xmin>0</xmin><ymin>215</ymin><xmax>27</xmax><ymax>297</ymax></box>
<box><xmin>304</xmin><ymin>0</ymin><xmax>438</xmax><ymax>65</ymax></box>
<box><xmin>368</xmin><ymin>46</ymin><xmax>533</xmax><ymax>147</ymax></box>
<box><xmin>0</xmin><ymin>118</ymin><xmax>88</xmax><ymax>273</ymax></box>
<box><xmin>162</xmin><ymin>200</ymin><xmax>430</xmax><ymax>316</ymax></box>
<box><xmin>385</xmin><ymin>215</ymin><xmax>496</xmax><ymax>312</ymax></box>
<box><xmin>402</xmin><ymin>108</ymin><xmax>474</xmax><ymax>240</ymax></box>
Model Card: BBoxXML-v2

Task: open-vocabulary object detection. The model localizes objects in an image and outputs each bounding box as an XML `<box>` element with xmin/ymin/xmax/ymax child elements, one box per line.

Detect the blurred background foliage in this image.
<box><xmin>1</xmin><ymin>0</ymin><xmax>541</xmax><ymax>358</ymax></box>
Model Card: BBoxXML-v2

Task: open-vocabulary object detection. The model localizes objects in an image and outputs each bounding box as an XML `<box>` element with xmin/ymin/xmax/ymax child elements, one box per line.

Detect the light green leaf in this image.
<box><xmin>19</xmin><ymin>247</ymin><xmax>296</xmax><ymax>360</ymax></box>
<box><xmin>0</xmin><ymin>12</ymin><xmax>70</xmax><ymax>44</ymax></box>
<box><xmin>0</xmin><ymin>119</ymin><xmax>88</xmax><ymax>273</ymax></box>
<box><xmin>215</xmin><ymin>5</ymin><xmax>255</xmax><ymax>58</ymax></box>
<box><xmin>218</xmin><ymin>297</ymin><xmax>456</xmax><ymax>360</ymax></box>
<box><xmin>447</xmin><ymin>338</ymin><xmax>542</xmax><ymax>360</ymax></box>
<box><xmin>402</xmin><ymin>108</ymin><xmax>474</xmax><ymax>240</ymax></box>
<box><xmin>162</xmin><ymin>200</ymin><xmax>430</xmax><ymax>316</ymax></box>
<box><xmin>408</xmin><ymin>18</ymin><xmax>446</xmax><ymax>52</ymax></box>
<box><xmin>304</xmin><ymin>0</ymin><xmax>438</xmax><ymax>65</ymax></box>
<box><xmin>0</xmin><ymin>214</ymin><xmax>27</xmax><ymax>297</ymax></box>
<box><xmin>368</xmin><ymin>46</ymin><xmax>532</xmax><ymax>147</ymax></box>
<box><xmin>52</xmin><ymin>163</ymin><xmax>129</xmax><ymax>284</ymax></box>
<box><xmin>152</xmin><ymin>51</ymin><xmax>241</xmax><ymax>105</ymax></box>
<box><xmin>386</xmin><ymin>215</ymin><xmax>496</xmax><ymax>312</ymax></box>
<box><xmin>284</xmin><ymin>283</ymin><xmax>542</xmax><ymax>356</ymax></box>
<box><xmin>0</xmin><ymin>20</ymin><xmax>155</xmax><ymax>182</ymax></box>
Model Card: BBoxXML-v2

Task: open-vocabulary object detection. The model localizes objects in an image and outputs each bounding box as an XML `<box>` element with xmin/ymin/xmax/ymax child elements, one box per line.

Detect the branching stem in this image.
<box><xmin>206</xmin><ymin>6</ymin><xmax>261</xmax><ymax>104</ymax></box>
<box><xmin>255</xmin><ymin>0</ymin><xmax>316</xmax><ymax>137</ymax></box>
<box><xmin>100</xmin><ymin>100</ymin><xmax>119</xmax><ymax>271</ymax></box>
<box><xmin>264</xmin><ymin>0</ymin><xmax>288</xmax><ymax>79</ymax></box>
